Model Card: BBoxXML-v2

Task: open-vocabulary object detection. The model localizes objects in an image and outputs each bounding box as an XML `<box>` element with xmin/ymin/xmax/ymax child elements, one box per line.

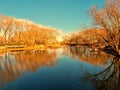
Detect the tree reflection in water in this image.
<box><xmin>67</xmin><ymin>46</ymin><xmax>120</xmax><ymax>90</ymax></box>
<box><xmin>63</xmin><ymin>46</ymin><xmax>112</xmax><ymax>65</ymax></box>
<box><xmin>0</xmin><ymin>46</ymin><xmax>116</xmax><ymax>90</ymax></box>
<box><xmin>63</xmin><ymin>46</ymin><xmax>119</xmax><ymax>90</ymax></box>
<box><xmin>0</xmin><ymin>50</ymin><xmax>58</xmax><ymax>86</ymax></box>
<box><xmin>85</xmin><ymin>56</ymin><xmax>120</xmax><ymax>90</ymax></box>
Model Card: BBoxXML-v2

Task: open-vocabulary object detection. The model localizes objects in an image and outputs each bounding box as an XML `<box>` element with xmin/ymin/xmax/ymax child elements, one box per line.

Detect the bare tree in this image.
<box><xmin>89</xmin><ymin>0</ymin><xmax>120</xmax><ymax>54</ymax></box>
<box><xmin>0</xmin><ymin>16</ymin><xmax>15</xmax><ymax>44</ymax></box>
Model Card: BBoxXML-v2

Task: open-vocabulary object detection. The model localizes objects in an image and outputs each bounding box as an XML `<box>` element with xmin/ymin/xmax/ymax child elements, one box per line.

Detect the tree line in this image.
<box><xmin>0</xmin><ymin>16</ymin><xmax>60</xmax><ymax>46</ymax></box>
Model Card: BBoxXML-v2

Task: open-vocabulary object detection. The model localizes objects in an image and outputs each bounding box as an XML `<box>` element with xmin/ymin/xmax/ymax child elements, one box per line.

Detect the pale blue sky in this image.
<box><xmin>0</xmin><ymin>0</ymin><xmax>104</xmax><ymax>33</ymax></box>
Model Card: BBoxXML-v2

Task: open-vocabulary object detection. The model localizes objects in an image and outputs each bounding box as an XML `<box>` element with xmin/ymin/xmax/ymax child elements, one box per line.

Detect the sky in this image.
<box><xmin>0</xmin><ymin>0</ymin><xmax>104</xmax><ymax>33</ymax></box>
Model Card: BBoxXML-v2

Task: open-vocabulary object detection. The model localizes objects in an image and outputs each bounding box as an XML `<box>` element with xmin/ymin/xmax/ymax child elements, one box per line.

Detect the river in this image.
<box><xmin>0</xmin><ymin>46</ymin><xmax>114</xmax><ymax>90</ymax></box>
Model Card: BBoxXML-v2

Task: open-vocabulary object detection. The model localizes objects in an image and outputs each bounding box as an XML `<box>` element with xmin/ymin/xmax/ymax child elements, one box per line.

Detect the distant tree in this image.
<box><xmin>62</xmin><ymin>34</ymin><xmax>71</xmax><ymax>45</ymax></box>
<box><xmin>89</xmin><ymin>0</ymin><xmax>120</xmax><ymax>54</ymax></box>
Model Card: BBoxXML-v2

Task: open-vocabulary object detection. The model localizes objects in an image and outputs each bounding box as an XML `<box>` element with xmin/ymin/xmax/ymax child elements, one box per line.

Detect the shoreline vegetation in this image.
<box><xmin>0</xmin><ymin>44</ymin><xmax>62</xmax><ymax>52</ymax></box>
<box><xmin>0</xmin><ymin>43</ymin><xmax>105</xmax><ymax>53</ymax></box>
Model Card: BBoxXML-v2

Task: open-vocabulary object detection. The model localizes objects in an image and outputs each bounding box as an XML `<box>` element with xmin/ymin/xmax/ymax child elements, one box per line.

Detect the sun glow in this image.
<box><xmin>57</xmin><ymin>36</ymin><xmax>63</xmax><ymax>42</ymax></box>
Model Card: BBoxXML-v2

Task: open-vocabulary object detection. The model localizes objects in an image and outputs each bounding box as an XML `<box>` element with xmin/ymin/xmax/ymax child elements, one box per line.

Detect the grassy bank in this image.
<box><xmin>0</xmin><ymin>44</ymin><xmax>62</xmax><ymax>52</ymax></box>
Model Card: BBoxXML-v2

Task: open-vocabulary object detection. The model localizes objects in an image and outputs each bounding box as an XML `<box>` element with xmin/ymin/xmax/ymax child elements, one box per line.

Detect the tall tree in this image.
<box><xmin>89</xmin><ymin>0</ymin><xmax>120</xmax><ymax>54</ymax></box>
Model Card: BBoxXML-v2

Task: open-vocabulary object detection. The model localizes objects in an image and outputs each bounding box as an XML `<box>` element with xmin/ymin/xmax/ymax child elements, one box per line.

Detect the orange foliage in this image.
<box><xmin>0</xmin><ymin>15</ymin><xmax>60</xmax><ymax>46</ymax></box>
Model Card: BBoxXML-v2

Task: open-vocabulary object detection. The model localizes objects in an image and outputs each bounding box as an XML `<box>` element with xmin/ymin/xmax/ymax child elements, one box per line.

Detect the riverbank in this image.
<box><xmin>0</xmin><ymin>44</ymin><xmax>62</xmax><ymax>52</ymax></box>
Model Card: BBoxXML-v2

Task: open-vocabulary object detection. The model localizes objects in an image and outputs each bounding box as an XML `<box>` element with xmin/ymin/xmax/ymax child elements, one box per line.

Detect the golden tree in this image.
<box><xmin>89</xmin><ymin>0</ymin><xmax>120</xmax><ymax>54</ymax></box>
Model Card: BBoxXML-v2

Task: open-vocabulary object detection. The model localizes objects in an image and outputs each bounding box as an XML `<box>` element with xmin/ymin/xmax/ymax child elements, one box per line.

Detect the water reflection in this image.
<box><xmin>63</xmin><ymin>46</ymin><xmax>112</xmax><ymax>65</ymax></box>
<box><xmin>0</xmin><ymin>50</ymin><xmax>58</xmax><ymax>87</ymax></box>
<box><xmin>63</xmin><ymin>46</ymin><xmax>119</xmax><ymax>90</ymax></box>
<box><xmin>0</xmin><ymin>47</ymin><xmax>114</xmax><ymax>90</ymax></box>
<box><xmin>86</xmin><ymin>56</ymin><xmax>120</xmax><ymax>90</ymax></box>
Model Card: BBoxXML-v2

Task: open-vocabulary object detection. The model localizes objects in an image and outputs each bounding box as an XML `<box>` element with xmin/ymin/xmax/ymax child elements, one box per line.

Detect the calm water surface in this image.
<box><xmin>0</xmin><ymin>46</ymin><xmax>112</xmax><ymax>90</ymax></box>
